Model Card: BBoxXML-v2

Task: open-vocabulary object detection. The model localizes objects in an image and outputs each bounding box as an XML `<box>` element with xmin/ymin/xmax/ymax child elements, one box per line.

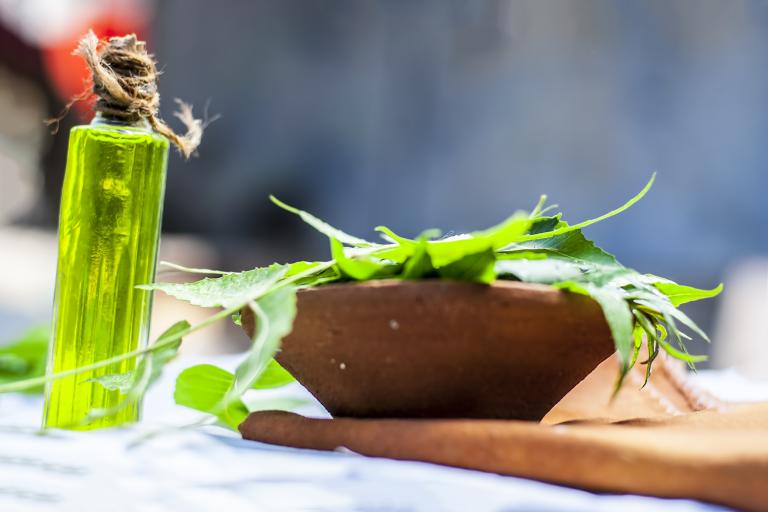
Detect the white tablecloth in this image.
<box><xmin>2</xmin><ymin>356</ymin><xmax>766</xmax><ymax>512</ymax></box>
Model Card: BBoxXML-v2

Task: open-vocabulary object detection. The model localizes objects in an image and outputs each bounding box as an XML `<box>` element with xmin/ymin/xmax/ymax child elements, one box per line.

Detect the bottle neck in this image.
<box><xmin>91</xmin><ymin>112</ymin><xmax>152</xmax><ymax>131</ymax></box>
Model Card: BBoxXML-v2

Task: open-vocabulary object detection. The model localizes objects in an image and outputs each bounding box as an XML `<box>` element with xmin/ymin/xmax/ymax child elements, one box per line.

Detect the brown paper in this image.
<box><xmin>240</xmin><ymin>355</ymin><xmax>767</xmax><ymax>511</ymax></box>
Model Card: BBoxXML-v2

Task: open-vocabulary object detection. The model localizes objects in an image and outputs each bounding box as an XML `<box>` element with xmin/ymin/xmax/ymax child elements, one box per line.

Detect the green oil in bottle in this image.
<box><xmin>43</xmin><ymin>116</ymin><xmax>168</xmax><ymax>429</ymax></box>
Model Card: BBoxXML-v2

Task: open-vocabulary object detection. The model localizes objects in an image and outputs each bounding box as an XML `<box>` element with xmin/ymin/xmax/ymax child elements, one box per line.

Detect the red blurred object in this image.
<box><xmin>41</xmin><ymin>7</ymin><xmax>148</xmax><ymax>120</ymax></box>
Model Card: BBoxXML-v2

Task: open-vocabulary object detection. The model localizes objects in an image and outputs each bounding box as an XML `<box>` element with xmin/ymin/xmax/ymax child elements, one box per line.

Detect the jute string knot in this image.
<box><xmin>47</xmin><ymin>30</ymin><xmax>204</xmax><ymax>158</ymax></box>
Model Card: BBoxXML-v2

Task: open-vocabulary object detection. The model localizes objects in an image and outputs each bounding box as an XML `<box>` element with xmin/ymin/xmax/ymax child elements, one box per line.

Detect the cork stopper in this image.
<box><xmin>47</xmin><ymin>30</ymin><xmax>204</xmax><ymax>159</ymax></box>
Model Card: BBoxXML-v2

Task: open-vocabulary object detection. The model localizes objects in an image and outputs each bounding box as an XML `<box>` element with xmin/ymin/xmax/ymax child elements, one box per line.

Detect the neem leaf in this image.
<box><xmin>175</xmin><ymin>287</ymin><xmax>299</xmax><ymax>429</ymax></box>
<box><xmin>85</xmin><ymin>320</ymin><xmax>189</xmax><ymax>424</ymax></box>
<box><xmin>88</xmin><ymin>372</ymin><xmax>134</xmax><ymax>392</ymax></box>
<box><xmin>331</xmin><ymin>238</ymin><xmax>388</xmax><ymax>280</ymax></box>
<box><xmin>652</xmin><ymin>281</ymin><xmax>723</xmax><ymax>307</ymax></box>
<box><xmin>174</xmin><ymin>364</ymin><xmax>249</xmax><ymax>429</ymax></box>
<box><xmin>631</xmin><ymin>324</ymin><xmax>644</xmax><ymax>368</ymax></box>
<box><xmin>378</xmin><ymin>213</ymin><xmax>530</xmax><ymax>269</ymax></box>
<box><xmin>271</xmin><ymin>195</ymin><xmax>372</xmax><ymax>247</ymax></box>
<box><xmin>158</xmin><ymin>261</ymin><xmax>233</xmax><ymax>275</ymax></box>
<box><xmin>140</xmin><ymin>264</ymin><xmax>287</xmax><ymax>309</ymax></box>
<box><xmin>438</xmin><ymin>248</ymin><xmax>497</xmax><ymax>284</ymax></box>
<box><xmin>590</xmin><ymin>287</ymin><xmax>635</xmax><ymax>376</ymax></box>
<box><xmin>0</xmin><ymin>354</ymin><xmax>30</xmax><ymax>375</ymax></box>
<box><xmin>517</xmin><ymin>173</ymin><xmax>655</xmax><ymax>242</ymax></box>
<box><xmin>251</xmin><ymin>359</ymin><xmax>295</xmax><ymax>389</ymax></box>
<box><xmin>284</xmin><ymin>261</ymin><xmax>324</xmax><ymax>278</ymax></box>
<box><xmin>401</xmin><ymin>239</ymin><xmax>436</xmax><ymax>279</ymax></box>
<box><xmin>496</xmin><ymin>258</ymin><xmax>590</xmax><ymax>284</ymax></box>
<box><xmin>89</xmin><ymin>320</ymin><xmax>189</xmax><ymax>393</ymax></box>
<box><xmin>227</xmin><ymin>286</ymin><xmax>298</xmax><ymax>407</ymax></box>
<box><xmin>0</xmin><ymin>326</ymin><xmax>49</xmax><ymax>393</ymax></box>
<box><xmin>634</xmin><ymin>297</ymin><xmax>710</xmax><ymax>342</ymax></box>
<box><xmin>425</xmin><ymin>213</ymin><xmax>531</xmax><ymax>268</ymax></box>
<box><xmin>473</xmin><ymin>212</ymin><xmax>535</xmax><ymax>250</ymax></box>
<box><xmin>555</xmin><ymin>281</ymin><xmax>634</xmax><ymax>374</ymax></box>
<box><xmin>375</xmin><ymin>226</ymin><xmax>417</xmax><ymax>247</ymax></box>
<box><xmin>656</xmin><ymin>338</ymin><xmax>708</xmax><ymax>364</ymax></box>
<box><xmin>502</xmin><ymin>221</ymin><xmax>620</xmax><ymax>268</ymax></box>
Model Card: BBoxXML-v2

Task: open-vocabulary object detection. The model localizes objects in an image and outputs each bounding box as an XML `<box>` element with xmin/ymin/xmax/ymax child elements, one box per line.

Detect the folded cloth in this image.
<box><xmin>240</xmin><ymin>355</ymin><xmax>767</xmax><ymax>511</ymax></box>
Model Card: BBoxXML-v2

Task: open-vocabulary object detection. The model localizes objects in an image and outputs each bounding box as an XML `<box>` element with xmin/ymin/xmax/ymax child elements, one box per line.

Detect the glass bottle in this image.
<box><xmin>43</xmin><ymin>113</ymin><xmax>169</xmax><ymax>429</ymax></box>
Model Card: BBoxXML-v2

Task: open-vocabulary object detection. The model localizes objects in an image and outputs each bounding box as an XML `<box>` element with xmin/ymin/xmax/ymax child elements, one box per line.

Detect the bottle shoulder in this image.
<box><xmin>70</xmin><ymin>123</ymin><xmax>169</xmax><ymax>148</ymax></box>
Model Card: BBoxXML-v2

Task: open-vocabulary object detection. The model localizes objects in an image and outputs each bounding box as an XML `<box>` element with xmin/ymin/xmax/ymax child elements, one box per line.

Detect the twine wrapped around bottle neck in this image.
<box><xmin>48</xmin><ymin>30</ymin><xmax>204</xmax><ymax>159</ymax></box>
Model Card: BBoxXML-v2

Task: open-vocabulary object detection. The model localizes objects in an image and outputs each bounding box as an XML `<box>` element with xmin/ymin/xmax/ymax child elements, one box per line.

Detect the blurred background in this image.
<box><xmin>0</xmin><ymin>0</ymin><xmax>766</xmax><ymax>376</ymax></box>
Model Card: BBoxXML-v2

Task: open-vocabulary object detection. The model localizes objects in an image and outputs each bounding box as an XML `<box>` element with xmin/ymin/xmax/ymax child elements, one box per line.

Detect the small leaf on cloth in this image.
<box><xmin>0</xmin><ymin>326</ymin><xmax>49</xmax><ymax>393</ymax></box>
<box><xmin>174</xmin><ymin>286</ymin><xmax>300</xmax><ymax>430</ymax></box>
<box><xmin>174</xmin><ymin>364</ymin><xmax>249</xmax><ymax>429</ymax></box>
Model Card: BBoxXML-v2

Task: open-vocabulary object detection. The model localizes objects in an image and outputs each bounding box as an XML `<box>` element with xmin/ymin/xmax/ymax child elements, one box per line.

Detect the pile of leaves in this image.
<box><xmin>0</xmin><ymin>174</ymin><xmax>721</xmax><ymax>430</ymax></box>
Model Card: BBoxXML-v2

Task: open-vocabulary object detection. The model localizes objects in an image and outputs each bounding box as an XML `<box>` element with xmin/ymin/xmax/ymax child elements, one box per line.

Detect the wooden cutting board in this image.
<box><xmin>240</xmin><ymin>355</ymin><xmax>768</xmax><ymax>511</ymax></box>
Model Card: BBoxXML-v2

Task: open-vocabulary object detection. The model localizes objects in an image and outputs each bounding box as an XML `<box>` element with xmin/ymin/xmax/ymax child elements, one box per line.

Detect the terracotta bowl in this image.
<box><xmin>242</xmin><ymin>280</ymin><xmax>615</xmax><ymax>421</ymax></box>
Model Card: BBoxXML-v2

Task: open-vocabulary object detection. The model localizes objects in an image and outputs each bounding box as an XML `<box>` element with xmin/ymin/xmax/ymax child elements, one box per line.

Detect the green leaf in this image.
<box><xmin>89</xmin><ymin>321</ymin><xmax>188</xmax><ymax>392</ymax></box>
<box><xmin>0</xmin><ymin>354</ymin><xmax>30</xmax><ymax>375</ymax></box>
<box><xmin>437</xmin><ymin>248</ymin><xmax>497</xmax><ymax>284</ymax></box>
<box><xmin>284</xmin><ymin>261</ymin><xmax>325</xmax><ymax>278</ymax></box>
<box><xmin>271</xmin><ymin>195</ymin><xmax>372</xmax><ymax>247</ymax></box>
<box><xmin>174</xmin><ymin>288</ymin><xmax>298</xmax><ymax>430</ymax></box>
<box><xmin>140</xmin><ymin>264</ymin><xmax>287</xmax><ymax>309</ymax></box>
<box><xmin>517</xmin><ymin>173</ymin><xmax>655</xmax><ymax>242</ymax></box>
<box><xmin>174</xmin><ymin>364</ymin><xmax>249</xmax><ymax>429</ymax></box>
<box><xmin>427</xmin><ymin>214</ymin><xmax>531</xmax><ymax>268</ymax></box>
<box><xmin>401</xmin><ymin>239</ymin><xmax>436</xmax><ymax>279</ymax></box>
<box><xmin>88</xmin><ymin>372</ymin><xmax>134</xmax><ymax>392</ymax></box>
<box><xmin>634</xmin><ymin>297</ymin><xmax>710</xmax><ymax>342</ymax></box>
<box><xmin>331</xmin><ymin>238</ymin><xmax>388</xmax><ymax>281</ymax></box>
<box><xmin>643</xmin><ymin>337</ymin><xmax>660</xmax><ymax>387</ymax></box>
<box><xmin>495</xmin><ymin>251</ymin><xmax>549</xmax><ymax>261</ymax></box>
<box><xmin>242</xmin><ymin>396</ymin><xmax>311</xmax><ymax>412</ymax></box>
<box><xmin>630</xmin><ymin>324</ymin><xmax>644</xmax><ymax>368</ymax></box>
<box><xmin>376</xmin><ymin>213</ymin><xmax>531</xmax><ymax>270</ymax></box>
<box><xmin>656</xmin><ymin>338</ymin><xmax>708</xmax><ymax>364</ymax></box>
<box><xmin>175</xmin><ymin>287</ymin><xmax>300</xmax><ymax>430</ymax></box>
<box><xmin>556</xmin><ymin>281</ymin><xmax>634</xmax><ymax>374</ymax></box>
<box><xmin>502</xmin><ymin>220</ymin><xmax>620</xmax><ymax>268</ymax></box>
<box><xmin>230</xmin><ymin>286</ymin><xmax>298</xmax><ymax>400</ymax></box>
<box><xmin>591</xmin><ymin>288</ymin><xmax>634</xmax><ymax>382</ymax></box>
<box><xmin>144</xmin><ymin>321</ymin><xmax>189</xmax><ymax>383</ymax></box>
<box><xmin>0</xmin><ymin>326</ymin><xmax>49</xmax><ymax>394</ymax></box>
<box><xmin>375</xmin><ymin>226</ymin><xmax>417</xmax><ymax>247</ymax></box>
<box><xmin>497</xmin><ymin>258</ymin><xmax>591</xmax><ymax>284</ymax></box>
<box><xmin>158</xmin><ymin>261</ymin><xmax>233</xmax><ymax>275</ymax></box>
<box><xmin>251</xmin><ymin>359</ymin><xmax>295</xmax><ymax>389</ymax></box>
<box><xmin>653</xmin><ymin>281</ymin><xmax>723</xmax><ymax>307</ymax></box>
<box><xmin>85</xmin><ymin>320</ymin><xmax>189</xmax><ymax>424</ymax></box>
